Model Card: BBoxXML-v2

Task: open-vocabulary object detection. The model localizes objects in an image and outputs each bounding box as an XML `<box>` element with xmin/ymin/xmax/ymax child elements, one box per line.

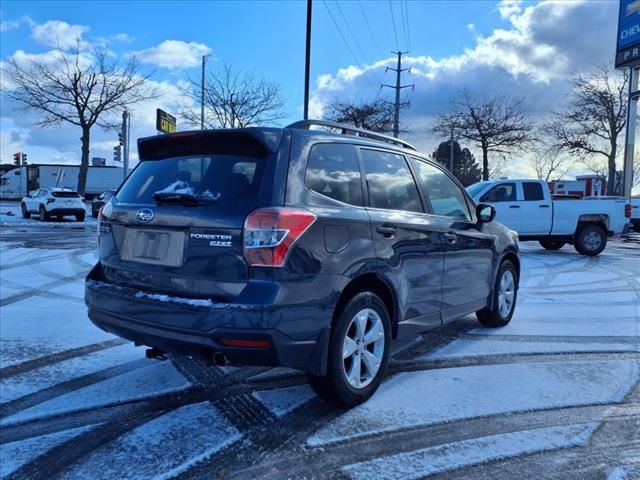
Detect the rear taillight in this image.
<box><xmin>243</xmin><ymin>207</ymin><xmax>316</xmax><ymax>267</ymax></box>
<box><xmin>625</xmin><ymin>204</ymin><xmax>632</xmax><ymax>218</ymax></box>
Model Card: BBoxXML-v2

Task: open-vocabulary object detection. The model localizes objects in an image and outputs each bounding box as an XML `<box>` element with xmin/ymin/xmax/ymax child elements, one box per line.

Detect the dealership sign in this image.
<box><xmin>156</xmin><ymin>109</ymin><xmax>177</xmax><ymax>134</ymax></box>
<box><xmin>616</xmin><ymin>0</ymin><xmax>640</xmax><ymax>68</ymax></box>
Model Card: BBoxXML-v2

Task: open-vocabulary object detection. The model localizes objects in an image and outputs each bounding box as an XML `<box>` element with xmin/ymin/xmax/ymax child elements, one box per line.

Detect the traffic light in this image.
<box><xmin>118</xmin><ymin>132</ymin><xmax>123</xmax><ymax>146</ymax></box>
<box><xmin>22</xmin><ymin>153</ymin><xmax>28</xmax><ymax>165</ymax></box>
<box><xmin>13</xmin><ymin>152</ymin><xmax>21</xmax><ymax>165</ymax></box>
<box><xmin>113</xmin><ymin>145</ymin><xmax>122</xmax><ymax>163</ymax></box>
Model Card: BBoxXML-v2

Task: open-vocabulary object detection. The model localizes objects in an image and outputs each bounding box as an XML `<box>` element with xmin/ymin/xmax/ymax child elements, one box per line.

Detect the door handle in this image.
<box><xmin>539</xmin><ymin>205</ymin><xmax>550</xmax><ymax>208</ymax></box>
<box><xmin>509</xmin><ymin>205</ymin><xmax>520</xmax><ymax>209</ymax></box>
<box><xmin>443</xmin><ymin>233</ymin><xmax>458</xmax><ymax>244</ymax></box>
<box><xmin>376</xmin><ymin>225</ymin><xmax>397</xmax><ymax>237</ymax></box>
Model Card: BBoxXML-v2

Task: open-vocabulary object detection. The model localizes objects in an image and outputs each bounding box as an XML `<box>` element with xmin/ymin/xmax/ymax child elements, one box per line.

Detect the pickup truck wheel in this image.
<box><xmin>76</xmin><ymin>212</ymin><xmax>85</xmax><ymax>222</ymax></box>
<box><xmin>21</xmin><ymin>203</ymin><xmax>30</xmax><ymax>219</ymax></box>
<box><xmin>574</xmin><ymin>225</ymin><xmax>607</xmax><ymax>256</ymax></box>
<box><xmin>477</xmin><ymin>260</ymin><xmax>517</xmax><ymax>327</ymax></box>
<box><xmin>38</xmin><ymin>205</ymin><xmax>49</xmax><ymax>222</ymax></box>
<box><xmin>539</xmin><ymin>240</ymin><xmax>565</xmax><ymax>250</ymax></box>
<box><xmin>307</xmin><ymin>292</ymin><xmax>391</xmax><ymax>406</ymax></box>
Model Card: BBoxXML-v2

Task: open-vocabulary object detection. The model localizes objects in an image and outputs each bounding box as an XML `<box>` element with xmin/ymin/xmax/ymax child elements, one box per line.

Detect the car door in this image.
<box><xmin>517</xmin><ymin>181</ymin><xmax>552</xmax><ymax>235</ymax></box>
<box><xmin>478</xmin><ymin>182</ymin><xmax>522</xmax><ymax>232</ymax></box>
<box><xmin>26</xmin><ymin>189</ymin><xmax>40</xmax><ymax>211</ymax></box>
<box><xmin>360</xmin><ymin>148</ymin><xmax>444</xmax><ymax>335</ymax></box>
<box><xmin>409</xmin><ymin>157</ymin><xmax>496</xmax><ymax>321</ymax></box>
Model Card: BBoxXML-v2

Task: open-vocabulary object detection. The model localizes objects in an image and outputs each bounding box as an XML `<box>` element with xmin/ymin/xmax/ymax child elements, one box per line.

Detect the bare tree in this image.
<box><xmin>529</xmin><ymin>145</ymin><xmax>575</xmax><ymax>182</ymax></box>
<box><xmin>180</xmin><ymin>64</ymin><xmax>285</xmax><ymax>129</ymax></box>
<box><xmin>433</xmin><ymin>90</ymin><xmax>535</xmax><ymax>181</ymax></box>
<box><xmin>1</xmin><ymin>44</ymin><xmax>158</xmax><ymax>195</ymax></box>
<box><xmin>325</xmin><ymin>98</ymin><xmax>401</xmax><ymax>134</ymax></box>
<box><xmin>544</xmin><ymin>66</ymin><xmax>628</xmax><ymax>195</ymax></box>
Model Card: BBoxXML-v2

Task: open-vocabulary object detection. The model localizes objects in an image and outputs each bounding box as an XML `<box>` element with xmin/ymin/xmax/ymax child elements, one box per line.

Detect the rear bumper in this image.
<box><xmin>47</xmin><ymin>207</ymin><xmax>84</xmax><ymax>216</ymax></box>
<box><xmin>85</xmin><ymin>263</ymin><xmax>336</xmax><ymax>374</ymax></box>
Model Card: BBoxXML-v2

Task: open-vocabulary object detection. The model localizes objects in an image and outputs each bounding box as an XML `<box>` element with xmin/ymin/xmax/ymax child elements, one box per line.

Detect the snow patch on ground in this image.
<box><xmin>469</xmin><ymin>321</ymin><xmax>638</xmax><ymax>337</ymax></box>
<box><xmin>2</xmin><ymin>361</ymin><xmax>190</xmax><ymax>426</ymax></box>
<box><xmin>60</xmin><ymin>402</ymin><xmax>240</xmax><ymax>480</ymax></box>
<box><xmin>253</xmin><ymin>385</ymin><xmax>315</xmax><ymax>417</ymax></box>
<box><xmin>342</xmin><ymin>423</ymin><xmax>598</xmax><ymax>480</ymax></box>
<box><xmin>308</xmin><ymin>360</ymin><xmax>638</xmax><ymax>446</ymax></box>
<box><xmin>0</xmin><ymin>424</ymin><xmax>95</xmax><ymax>477</ymax></box>
<box><xmin>0</xmin><ymin>343</ymin><xmax>145</xmax><ymax>404</ymax></box>
<box><xmin>426</xmin><ymin>339</ymin><xmax>638</xmax><ymax>360</ymax></box>
<box><xmin>608</xmin><ymin>465</ymin><xmax>640</xmax><ymax>480</ymax></box>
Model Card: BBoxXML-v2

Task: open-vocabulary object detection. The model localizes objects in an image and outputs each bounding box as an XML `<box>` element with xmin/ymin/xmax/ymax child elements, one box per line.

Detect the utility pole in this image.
<box><xmin>201</xmin><ymin>55</ymin><xmax>210</xmax><ymax>130</ymax></box>
<box><xmin>303</xmin><ymin>0</ymin><xmax>313</xmax><ymax>120</ymax></box>
<box><xmin>449</xmin><ymin>126</ymin><xmax>454</xmax><ymax>173</ymax></box>
<box><xmin>122</xmin><ymin>109</ymin><xmax>130</xmax><ymax>180</ymax></box>
<box><xmin>382</xmin><ymin>51</ymin><xmax>414</xmax><ymax>138</ymax></box>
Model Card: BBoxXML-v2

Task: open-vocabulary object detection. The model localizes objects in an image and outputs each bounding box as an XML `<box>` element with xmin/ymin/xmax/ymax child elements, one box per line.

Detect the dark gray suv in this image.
<box><xmin>85</xmin><ymin>120</ymin><xmax>519</xmax><ymax>406</ymax></box>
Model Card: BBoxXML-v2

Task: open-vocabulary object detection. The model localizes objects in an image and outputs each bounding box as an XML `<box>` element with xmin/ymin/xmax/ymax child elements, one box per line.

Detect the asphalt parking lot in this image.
<box><xmin>1</xmin><ymin>205</ymin><xmax>639</xmax><ymax>480</ymax></box>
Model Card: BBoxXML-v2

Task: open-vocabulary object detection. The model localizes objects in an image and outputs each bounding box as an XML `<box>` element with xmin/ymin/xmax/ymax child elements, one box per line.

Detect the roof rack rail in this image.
<box><xmin>286</xmin><ymin>119</ymin><xmax>417</xmax><ymax>151</ymax></box>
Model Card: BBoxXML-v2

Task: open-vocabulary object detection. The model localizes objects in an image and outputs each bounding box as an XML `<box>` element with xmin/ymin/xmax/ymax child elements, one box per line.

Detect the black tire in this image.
<box><xmin>539</xmin><ymin>239</ymin><xmax>565</xmax><ymax>250</ymax></box>
<box><xmin>21</xmin><ymin>203</ymin><xmax>30</xmax><ymax>219</ymax></box>
<box><xmin>574</xmin><ymin>224</ymin><xmax>607</xmax><ymax>256</ymax></box>
<box><xmin>38</xmin><ymin>205</ymin><xmax>49</xmax><ymax>222</ymax></box>
<box><xmin>76</xmin><ymin>212</ymin><xmax>85</xmax><ymax>222</ymax></box>
<box><xmin>307</xmin><ymin>292</ymin><xmax>391</xmax><ymax>406</ymax></box>
<box><xmin>91</xmin><ymin>206</ymin><xmax>98</xmax><ymax>218</ymax></box>
<box><xmin>476</xmin><ymin>260</ymin><xmax>518</xmax><ymax>327</ymax></box>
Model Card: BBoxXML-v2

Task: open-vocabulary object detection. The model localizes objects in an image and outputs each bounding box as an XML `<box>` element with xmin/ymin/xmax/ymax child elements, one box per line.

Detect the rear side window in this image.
<box><xmin>410</xmin><ymin>158</ymin><xmax>472</xmax><ymax>221</ymax></box>
<box><xmin>480</xmin><ymin>183</ymin><xmax>517</xmax><ymax>202</ymax></box>
<box><xmin>523</xmin><ymin>182</ymin><xmax>544</xmax><ymax>201</ymax></box>
<box><xmin>116</xmin><ymin>155</ymin><xmax>265</xmax><ymax>204</ymax></box>
<box><xmin>305</xmin><ymin>143</ymin><xmax>363</xmax><ymax>206</ymax></box>
<box><xmin>361</xmin><ymin>149</ymin><xmax>423</xmax><ymax>213</ymax></box>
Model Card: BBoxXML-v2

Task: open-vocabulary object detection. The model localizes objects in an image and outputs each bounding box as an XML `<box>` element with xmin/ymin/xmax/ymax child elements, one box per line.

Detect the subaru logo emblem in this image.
<box><xmin>136</xmin><ymin>208</ymin><xmax>154</xmax><ymax>223</ymax></box>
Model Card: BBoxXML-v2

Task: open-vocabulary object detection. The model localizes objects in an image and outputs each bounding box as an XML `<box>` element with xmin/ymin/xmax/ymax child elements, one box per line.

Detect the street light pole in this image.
<box><xmin>201</xmin><ymin>55</ymin><xmax>210</xmax><ymax>130</ymax></box>
<box><xmin>449</xmin><ymin>126</ymin><xmax>454</xmax><ymax>173</ymax></box>
<box><xmin>303</xmin><ymin>0</ymin><xmax>312</xmax><ymax>120</ymax></box>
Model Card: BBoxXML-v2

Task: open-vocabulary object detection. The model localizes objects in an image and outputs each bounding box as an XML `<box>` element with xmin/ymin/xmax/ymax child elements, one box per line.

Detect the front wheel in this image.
<box><xmin>307</xmin><ymin>292</ymin><xmax>391</xmax><ymax>406</ymax></box>
<box><xmin>477</xmin><ymin>260</ymin><xmax>518</xmax><ymax>327</ymax></box>
<box><xmin>539</xmin><ymin>239</ymin><xmax>565</xmax><ymax>250</ymax></box>
<box><xmin>574</xmin><ymin>225</ymin><xmax>607</xmax><ymax>256</ymax></box>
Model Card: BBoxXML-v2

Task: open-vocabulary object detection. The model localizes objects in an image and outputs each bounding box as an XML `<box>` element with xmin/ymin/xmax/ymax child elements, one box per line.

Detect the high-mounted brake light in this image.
<box><xmin>243</xmin><ymin>207</ymin><xmax>316</xmax><ymax>267</ymax></box>
<box><xmin>625</xmin><ymin>203</ymin><xmax>632</xmax><ymax>218</ymax></box>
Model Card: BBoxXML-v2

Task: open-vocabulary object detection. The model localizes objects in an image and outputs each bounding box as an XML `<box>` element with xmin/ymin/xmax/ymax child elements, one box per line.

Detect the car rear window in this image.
<box><xmin>52</xmin><ymin>191</ymin><xmax>81</xmax><ymax>198</ymax></box>
<box><xmin>116</xmin><ymin>155</ymin><xmax>265</xmax><ymax>204</ymax></box>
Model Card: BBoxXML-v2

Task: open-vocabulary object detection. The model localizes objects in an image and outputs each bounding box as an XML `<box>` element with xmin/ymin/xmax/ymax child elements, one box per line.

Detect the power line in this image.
<box><xmin>388</xmin><ymin>1</ymin><xmax>400</xmax><ymax>51</ymax></box>
<box><xmin>358</xmin><ymin>0</ymin><xmax>383</xmax><ymax>58</ymax></box>
<box><xmin>404</xmin><ymin>0</ymin><xmax>412</xmax><ymax>53</ymax></box>
<box><xmin>322</xmin><ymin>0</ymin><xmax>378</xmax><ymax>93</ymax></box>
<box><xmin>399</xmin><ymin>0</ymin><xmax>409</xmax><ymax>52</ymax></box>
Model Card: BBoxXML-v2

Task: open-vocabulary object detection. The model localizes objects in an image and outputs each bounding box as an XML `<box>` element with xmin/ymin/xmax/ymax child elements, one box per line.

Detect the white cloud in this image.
<box><xmin>498</xmin><ymin>0</ymin><xmax>522</xmax><ymax>19</ymax></box>
<box><xmin>31</xmin><ymin>20</ymin><xmax>89</xmax><ymax>50</ymax></box>
<box><xmin>131</xmin><ymin>40</ymin><xmax>212</xmax><ymax>69</ymax></box>
<box><xmin>0</xmin><ymin>19</ymin><xmax>20</xmax><ymax>32</ymax></box>
<box><xmin>467</xmin><ymin>23</ymin><xmax>476</xmax><ymax>32</ymax></box>
<box><xmin>111</xmin><ymin>33</ymin><xmax>134</xmax><ymax>43</ymax></box>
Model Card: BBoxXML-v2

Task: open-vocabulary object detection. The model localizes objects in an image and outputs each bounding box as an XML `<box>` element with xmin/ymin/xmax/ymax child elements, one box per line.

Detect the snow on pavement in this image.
<box><xmin>342</xmin><ymin>423</ymin><xmax>598</xmax><ymax>480</ymax></box>
<box><xmin>426</xmin><ymin>338</ymin><xmax>639</xmax><ymax>360</ymax></box>
<box><xmin>3</xmin><ymin>360</ymin><xmax>190</xmax><ymax>426</ymax></box>
<box><xmin>59</xmin><ymin>402</ymin><xmax>240</xmax><ymax>480</ymax></box>
<box><xmin>0</xmin><ymin>343</ymin><xmax>146</xmax><ymax>404</ymax></box>
<box><xmin>308</xmin><ymin>360</ymin><xmax>638</xmax><ymax>446</ymax></box>
<box><xmin>0</xmin><ymin>424</ymin><xmax>96</xmax><ymax>478</ymax></box>
<box><xmin>253</xmin><ymin>385</ymin><xmax>316</xmax><ymax>417</ymax></box>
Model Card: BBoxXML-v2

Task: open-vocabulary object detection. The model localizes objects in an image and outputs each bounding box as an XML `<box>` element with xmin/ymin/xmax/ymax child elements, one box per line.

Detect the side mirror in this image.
<box><xmin>476</xmin><ymin>203</ymin><xmax>496</xmax><ymax>223</ymax></box>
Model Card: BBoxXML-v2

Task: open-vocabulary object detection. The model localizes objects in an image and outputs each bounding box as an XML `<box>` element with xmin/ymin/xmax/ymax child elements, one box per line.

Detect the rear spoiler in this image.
<box><xmin>137</xmin><ymin>128</ymin><xmax>283</xmax><ymax>161</ymax></box>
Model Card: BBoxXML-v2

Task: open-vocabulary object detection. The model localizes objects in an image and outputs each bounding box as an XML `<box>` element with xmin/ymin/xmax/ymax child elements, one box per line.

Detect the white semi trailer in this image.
<box><xmin>0</xmin><ymin>165</ymin><xmax>124</xmax><ymax>199</ymax></box>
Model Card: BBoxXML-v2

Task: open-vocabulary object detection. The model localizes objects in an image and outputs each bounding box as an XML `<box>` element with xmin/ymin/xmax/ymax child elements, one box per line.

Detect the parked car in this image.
<box><xmin>21</xmin><ymin>187</ymin><xmax>85</xmax><ymax>222</ymax></box>
<box><xmin>467</xmin><ymin>180</ymin><xmax>631</xmax><ymax>256</ymax></box>
<box><xmin>583</xmin><ymin>196</ymin><xmax>640</xmax><ymax>232</ymax></box>
<box><xmin>85</xmin><ymin>120</ymin><xmax>520</xmax><ymax>406</ymax></box>
<box><xmin>92</xmin><ymin>190</ymin><xmax>115</xmax><ymax>217</ymax></box>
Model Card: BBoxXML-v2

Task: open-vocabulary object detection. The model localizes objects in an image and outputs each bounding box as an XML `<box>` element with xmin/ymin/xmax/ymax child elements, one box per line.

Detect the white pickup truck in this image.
<box><xmin>467</xmin><ymin>179</ymin><xmax>632</xmax><ymax>256</ymax></box>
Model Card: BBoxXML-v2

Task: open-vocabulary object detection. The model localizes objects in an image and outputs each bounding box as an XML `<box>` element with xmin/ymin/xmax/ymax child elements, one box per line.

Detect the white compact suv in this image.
<box><xmin>21</xmin><ymin>188</ymin><xmax>86</xmax><ymax>222</ymax></box>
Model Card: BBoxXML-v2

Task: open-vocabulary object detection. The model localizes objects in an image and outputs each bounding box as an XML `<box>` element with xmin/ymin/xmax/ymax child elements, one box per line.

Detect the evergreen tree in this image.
<box><xmin>432</xmin><ymin>141</ymin><xmax>482</xmax><ymax>187</ymax></box>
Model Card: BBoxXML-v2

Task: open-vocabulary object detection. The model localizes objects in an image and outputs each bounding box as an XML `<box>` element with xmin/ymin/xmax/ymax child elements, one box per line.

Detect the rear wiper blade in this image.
<box><xmin>152</xmin><ymin>192</ymin><xmax>218</xmax><ymax>206</ymax></box>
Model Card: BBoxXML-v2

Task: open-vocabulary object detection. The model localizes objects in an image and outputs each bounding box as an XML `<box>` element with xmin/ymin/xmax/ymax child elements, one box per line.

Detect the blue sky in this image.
<box><xmin>0</xmin><ymin>1</ymin><xmax>625</xmax><ymax>180</ymax></box>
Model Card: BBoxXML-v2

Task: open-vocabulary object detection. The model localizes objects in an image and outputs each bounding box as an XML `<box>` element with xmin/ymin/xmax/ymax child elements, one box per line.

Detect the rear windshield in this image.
<box><xmin>116</xmin><ymin>155</ymin><xmax>265</xmax><ymax>204</ymax></box>
<box><xmin>52</xmin><ymin>191</ymin><xmax>81</xmax><ymax>198</ymax></box>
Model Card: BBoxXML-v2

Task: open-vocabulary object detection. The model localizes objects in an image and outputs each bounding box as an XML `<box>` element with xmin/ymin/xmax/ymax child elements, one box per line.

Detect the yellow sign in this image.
<box><xmin>156</xmin><ymin>109</ymin><xmax>177</xmax><ymax>134</ymax></box>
